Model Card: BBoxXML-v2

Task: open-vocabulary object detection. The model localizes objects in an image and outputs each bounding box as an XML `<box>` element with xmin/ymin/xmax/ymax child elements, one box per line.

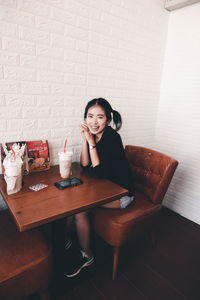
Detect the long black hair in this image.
<box><xmin>84</xmin><ymin>98</ymin><xmax>122</xmax><ymax>131</ymax></box>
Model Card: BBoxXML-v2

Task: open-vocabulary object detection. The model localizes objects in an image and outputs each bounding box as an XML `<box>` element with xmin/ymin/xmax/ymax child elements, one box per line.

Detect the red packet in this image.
<box><xmin>26</xmin><ymin>140</ymin><xmax>50</xmax><ymax>173</ymax></box>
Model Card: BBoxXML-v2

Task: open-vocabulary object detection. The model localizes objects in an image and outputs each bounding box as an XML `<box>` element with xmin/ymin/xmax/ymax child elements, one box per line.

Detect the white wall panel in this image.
<box><xmin>154</xmin><ymin>3</ymin><xmax>200</xmax><ymax>224</ymax></box>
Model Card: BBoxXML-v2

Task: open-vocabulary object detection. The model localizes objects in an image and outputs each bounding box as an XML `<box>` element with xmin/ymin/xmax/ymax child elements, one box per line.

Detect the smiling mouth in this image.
<box><xmin>91</xmin><ymin>126</ymin><xmax>99</xmax><ymax>131</ymax></box>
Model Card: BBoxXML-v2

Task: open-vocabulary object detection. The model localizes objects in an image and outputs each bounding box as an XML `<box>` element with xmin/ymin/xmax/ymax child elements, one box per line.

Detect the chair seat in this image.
<box><xmin>92</xmin><ymin>191</ymin><xmax>161</xmax><ymax>247</ymax></box>
<box><xmin>0</xmin><ymin>210</ymin><xmax>52</xmax><ymax>300</ymax></box>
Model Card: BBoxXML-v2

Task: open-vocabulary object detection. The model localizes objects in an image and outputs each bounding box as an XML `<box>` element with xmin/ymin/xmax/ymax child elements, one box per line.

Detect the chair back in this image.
<box><xmin>125</xmin><ymin>145</ymin><xmax>178</xmax><ymax>204</ymax></box>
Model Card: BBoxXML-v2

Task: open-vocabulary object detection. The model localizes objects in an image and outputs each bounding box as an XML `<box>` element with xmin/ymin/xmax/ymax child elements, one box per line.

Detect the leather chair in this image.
<box><xmin>91</xmin><ymin>145</ymin><xmax>178</xmax><ymax>280</ymax></box>
<box><xmin>0</xmin><ymin>209</ymin><xmax>52</xmax><ymax>300</ymax></box>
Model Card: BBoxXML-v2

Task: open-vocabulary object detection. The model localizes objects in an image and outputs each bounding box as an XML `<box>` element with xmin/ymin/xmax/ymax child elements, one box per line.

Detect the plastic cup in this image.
<box><xmin>3</xmin><ymin>159</ymin><xmax>23</xmax><ymax>195</ymax></box>
<box><xmin>58</xmin><ymin>150</ymin><xmax>73</xmax><ymax>179</ymax></box>
<box><xmin>4</xmin><ymin>161</ymin><xmax>22</xmax><ymax>177</ymax></box>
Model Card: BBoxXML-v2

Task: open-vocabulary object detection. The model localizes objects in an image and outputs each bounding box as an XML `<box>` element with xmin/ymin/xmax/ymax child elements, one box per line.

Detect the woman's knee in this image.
<box><xmin>75</xmin><ymin>211</ymin><xmax>88</xmax><ymax>222</ymax></box>
<box><xmin>101</xmin><ymin>199</ymin><xmax>121</xmax><ymax>208</ymax></box>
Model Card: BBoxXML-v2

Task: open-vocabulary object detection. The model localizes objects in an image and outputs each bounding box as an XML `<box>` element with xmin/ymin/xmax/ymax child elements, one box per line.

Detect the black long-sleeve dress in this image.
<box><xmin>82</xmin><ymin>126</ymin><xmax>134</xmax><ymax>196</ymax></box>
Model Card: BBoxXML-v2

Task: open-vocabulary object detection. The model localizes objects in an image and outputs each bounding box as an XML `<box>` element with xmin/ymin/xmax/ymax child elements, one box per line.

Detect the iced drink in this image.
<box><xmin>3</xmin><ymin>159</ymin><xmax>23</xmax><ymax>195</ymax></box>
<box><xmin>58</xmin><ymin>150</ymin><xmax>73</xmax><ymax>179</ymax></box>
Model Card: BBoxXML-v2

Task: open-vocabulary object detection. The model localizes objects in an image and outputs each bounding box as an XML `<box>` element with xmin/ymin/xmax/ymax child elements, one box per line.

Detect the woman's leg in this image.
<box><xmin>65</xmin><ymin>215</ymin><xmax>74</xmax><ymax>238</ymax></box>
<box><xmin>101</xmin><ymin>196</ymin><xmax>134</xmax><ymax>209</ymax></box>
<box><xmin>75</xmin><ymin>211</ymin><xmax>92</xmax><ymax>256</ymax></box>
<box><xmin>101</xmin><ymin>199</ymin><xmax>121</xmax><ymax>208</ymax></box>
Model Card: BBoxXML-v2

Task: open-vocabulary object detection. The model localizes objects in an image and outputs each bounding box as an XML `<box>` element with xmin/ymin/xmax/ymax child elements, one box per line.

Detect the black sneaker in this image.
<box><xmin>64</xmin><ymin>251</ymin><xmax>94</xmax><ymax>278</ymax></box>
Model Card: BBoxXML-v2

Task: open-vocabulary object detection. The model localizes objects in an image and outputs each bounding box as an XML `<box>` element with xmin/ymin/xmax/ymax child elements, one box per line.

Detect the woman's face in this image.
<box><xmin>86</xmin><ymin>105</ymin><xmax>108</xmax><ymax>136</ymax></box>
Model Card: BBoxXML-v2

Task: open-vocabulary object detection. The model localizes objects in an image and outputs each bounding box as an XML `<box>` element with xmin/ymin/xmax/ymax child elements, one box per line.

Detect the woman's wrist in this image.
<box><xmin>89</xmin><ymin>141</ymin><xmax>96</xmax><ymax>147</ymax></box>
<box><xmin>89</xmin><ymin>144</ymin><xmax>96</xmax><ymax>150</ymax></box>
<box><xmin>88</xmin><ymin>137</ymin><xmax>95</xmax><ymax>146</ymax></box>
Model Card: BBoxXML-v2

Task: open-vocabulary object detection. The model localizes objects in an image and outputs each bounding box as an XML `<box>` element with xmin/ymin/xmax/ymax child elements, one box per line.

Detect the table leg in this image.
<box><xmin>51</xmin><ymin>218</ymin><xmax>66</xmax><ymax>277</ymax></box>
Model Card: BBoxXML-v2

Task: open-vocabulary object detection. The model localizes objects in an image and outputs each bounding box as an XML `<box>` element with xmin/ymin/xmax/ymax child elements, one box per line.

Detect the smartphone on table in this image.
<box><xmin>54</xmin><ymin>177</ymin><xmax>83</xmax><ymax>190</ymax></box>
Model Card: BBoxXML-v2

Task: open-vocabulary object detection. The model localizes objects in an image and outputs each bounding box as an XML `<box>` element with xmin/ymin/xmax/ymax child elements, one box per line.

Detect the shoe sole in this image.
<box><xmin>64</xmin><ymin>257</ymin><xmax>94</xmax><ymax>278</ymax></box>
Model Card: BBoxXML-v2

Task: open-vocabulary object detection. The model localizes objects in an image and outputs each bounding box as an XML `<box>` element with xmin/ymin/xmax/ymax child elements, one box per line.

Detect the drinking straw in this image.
<box><xmin>10</xmin><ymin>146</ymin><xmax>15</xmax><ymax>160</ymax></box>
<box><xmin>64</xmin><ymin>139</ymin><xmax>67</xmax><ymax>153</ymax></box>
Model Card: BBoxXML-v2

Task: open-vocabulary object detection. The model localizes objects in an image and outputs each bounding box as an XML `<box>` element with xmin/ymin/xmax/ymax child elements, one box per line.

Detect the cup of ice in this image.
<box><xmin>58</xmin><ymin>150</ymin><xmax>73</xmax><ymax>179</ymax></box>
<box><xmin>2</xmin><ymin>143</ymin><xmax>25</xmax><ymax>195</ymax></box>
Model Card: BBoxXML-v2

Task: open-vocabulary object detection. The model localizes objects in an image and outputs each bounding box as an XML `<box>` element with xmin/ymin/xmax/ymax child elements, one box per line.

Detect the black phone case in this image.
<box><xmin>54</xmin><ymin>177</ymin><xmax>83</xmax><ymax>190</ymax></box>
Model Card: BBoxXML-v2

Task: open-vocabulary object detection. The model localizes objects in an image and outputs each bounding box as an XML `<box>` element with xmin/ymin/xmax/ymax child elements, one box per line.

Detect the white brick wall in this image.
<box><xmin>154</xmin><ymin>3</ymin><xmax>200</xmax><ymax>225</ymax></box>
<box><xmin>0</xmin><ymin>0</ymin><xmax>169</xmax><ymax>163</ymax></box>
<box><xmin>0</xmin><ymin>1</ymin><xmax>169</xmax><ymax>210</ymax></box>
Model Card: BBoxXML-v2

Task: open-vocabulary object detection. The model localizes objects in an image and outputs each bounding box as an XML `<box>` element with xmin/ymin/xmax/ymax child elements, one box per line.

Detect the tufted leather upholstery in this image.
<box><xmin>125</xmin><ymin>146</ymin><xmax>178</xmax><ymax>204</ymax></box>
<box><xmin>92</xmin><ymin>145</ymin><xmax>178</xmax><ymax>280</ymax></box>
<box><xmin>0</xmin><ymin>210</ymin><xmax>52</xmax><ymax>300</ymax></box>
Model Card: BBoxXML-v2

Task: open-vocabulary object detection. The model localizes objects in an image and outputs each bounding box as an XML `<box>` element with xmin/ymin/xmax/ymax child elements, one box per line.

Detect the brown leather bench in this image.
<box><xmin>0</xmin><ymin>209</ymin><xmax>53</xmax><ymax>300</ymax></box>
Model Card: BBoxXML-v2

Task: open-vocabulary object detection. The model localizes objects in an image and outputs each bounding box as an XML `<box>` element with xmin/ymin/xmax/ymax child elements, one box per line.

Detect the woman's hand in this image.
<box><xmin>80</xmin><ymin>123</ymin><xmax>100</xmax><ymax>168</ymax></box>
<box><xmin>80</xmin><ymin>123</ymin><xmax>95</xmax><ymax>145</ymax></box>
<box><xmin>80</xmin><ymin>123</ymin><xmax>87</xmax><ymax>137</ymax></box>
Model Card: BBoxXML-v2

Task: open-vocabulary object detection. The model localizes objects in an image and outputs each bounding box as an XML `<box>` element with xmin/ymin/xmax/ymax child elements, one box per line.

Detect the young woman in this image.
<box><xmin>64</xmin><ymin>98</ymin><xmax>134</xmax><ymax>278</ymax></box>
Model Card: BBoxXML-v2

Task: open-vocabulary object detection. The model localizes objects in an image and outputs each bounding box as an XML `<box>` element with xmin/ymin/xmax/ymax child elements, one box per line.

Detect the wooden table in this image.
<box><xmin>0</xmin><ymin>163</ymin><xmax>128</xmax><ymax>232</ymax></box>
